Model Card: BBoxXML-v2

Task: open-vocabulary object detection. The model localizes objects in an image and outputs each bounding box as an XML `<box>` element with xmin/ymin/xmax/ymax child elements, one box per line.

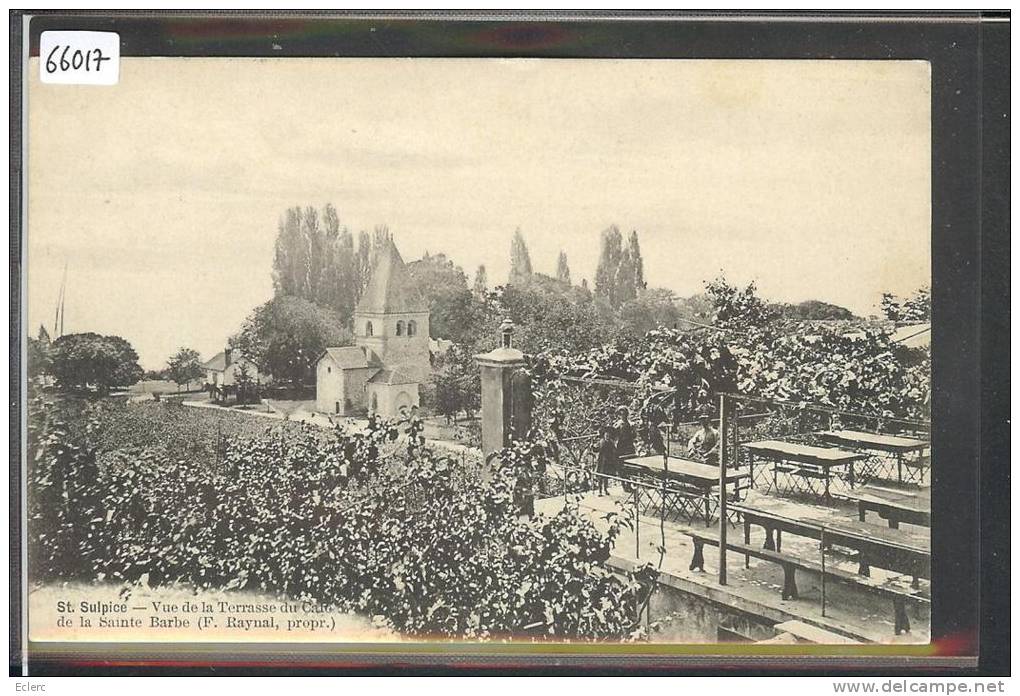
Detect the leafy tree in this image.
<box><xmin>231</xmin><ymin>295</ymin><xmax>351</xmax><ymax>386</ymax></box>
<box><xmin>902</xmin><ymin>287</ymin><xmax>931</xmax><ymax>322</ymax></box>
<box><xmin>472</xmin><ymin>265</ymin><xmax>488</xmax><ymax>299</ymax></box>
<box><xmin>594</xmin><ymin>225</ymin><xmax>624</xmax><ymax>307</ymax></box>
<box><xmin>627</xmin><ymin>230</ymin><xmax>645</xmax><ymax>291</ymax></box>
<box><xmin>880</xmin><ymin>287</ymin><xmax>930</xmax><ymax>323</ymax></box>
<box><xmin>425</xmin><ymin>345</ymin><xmax>481</xmax><ymax>423</ymax></box>
<box><xmin>880</xmin><ymin>293</ymin><xmax>903</xmax><ymax>322</ymax></box>
<box><xmin>508</xmin><ymin>227</ymin><xmax>533</xmax><ymax>285</ymax></box>
<box><xmin>487</xmin><ymin>274</ymin><xmax>618</xmax><ymax>355</ymax></box>
<box><xmin>50</xmin><ymin>333</ymin><xmax>143</xmax><ymax>394</ymax></box>
<box><xmin>618</xmin><ymin>287</ymin><xmax>682</xmax><ymax>337</ymax></box>
<box><xmin>776</xmin><ymin>300</ymin><xmax>856</xmax><ymax>321</ymax></box>
<box><xmin>555</xmin><ymin>251</ymin><xmax>572</xmax><ymax>286</ymax></box>
<box><xmin>594</xmin><ymin>226</ymin><xmax>646</xmax><ymax>309</ymax></box>
<box><xmin>405</xmin><ymin>253</ymin><xmax>480</xmax><ymax>344</ymax></box>
<box><xmin>271</xmin><ymin>204</ymin><xmax>394</xmax><ymax>326</ymax></box>
<box><xmin>233</xmin><ymin>362</ymin><xmax>258</xmax><ymax>404</ymax></box>
<box><xmin>704</xmin><ymin>276</ymin><xmax>779</xmax><ymax>331</ymax></box>
<box><xmin>615</xmin><ymin>248</ymin><xmax>638</xmax><ymax>305</ymax></box>
<box><xmin>27</xmin><ymin>325</ymin><xmax>52</xmax><ymax>381</ymax></box>
<box><xmin>165</xmin><ymin>348</ymin><xmax>204</xmax><ymax>391</ymax></box>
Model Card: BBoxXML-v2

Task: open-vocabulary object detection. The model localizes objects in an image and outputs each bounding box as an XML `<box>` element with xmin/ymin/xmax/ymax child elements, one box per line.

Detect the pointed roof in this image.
<box><xmin>356</xmin><ymin>239</ymin><xmax>426</xmax><ymax>314</ymax></box>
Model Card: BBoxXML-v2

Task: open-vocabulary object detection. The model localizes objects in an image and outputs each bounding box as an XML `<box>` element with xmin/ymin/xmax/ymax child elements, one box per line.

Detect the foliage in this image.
<box><xmin>472</xmin><ymin>265</ymin><xmax>488</xmax><ymax>299</ymax></box>
<box><xmin>703</xmin><ymin>276</ymin><xmax>779</xmax><ymax>331</ymax></box>
<box><xmin>555</xmin><ymin>251</ymin><xmax>572</xmax><ymax>286</ymax></box>
<box><xmin>405</xmin><ymin>253</ymin><xmax>479</xmax><ymax>344</ymax></box>
<box><xmin>165</xmin><ymin>347</ymin><xmax>204</xmax><ymax>390</ymax></box>
<box><xmin>231</xmin><ymin>295</ymin><xmax>351</xmax><ymax>385</ymax></box>
<box><xmin>271</xmin><ymin>205</ymin><xmax>394</xmax><ymax>325</ymax></box>
<box><xmin>527</xmin><ymin>276</ymin><xmax>930</xmax><ymax>452</ymax></box>
<box><xmin>50</xmin><ymin>332</ymin><xmax>143</xmax><ymax>394</ymax></box>
<box><xmin>423</xmin><ymin>345</ymin><xmax>481</xmax><ymax>423</ymax></box>
<box><xmin>594</xmin><ymin>226</ymin><xmax>646</xmax><ymax>309</ymax></box>
<box><xmin>617</xmin><ymin>287</ymin><xmax>684</xmax><ymax>337</ymax></box>
<box><xmin>29</xmin><ymin>400</ymin><xmax>653</xmax><ymax>641</ymax></box>
<box><xmin>508</xmin><ymin>227</ymin><xmax>533</xmax><ymax>285</ymax></box>
<box><xmin>233</xmin><ymin>362</ymin><xmax>258</xmax><ymax>404</ymax></box>
<box><xmin>881</xmin><ymin>287</ymin><xmax>930</xmax><ymax>323</ymax></box>
<box><xmin>27</xmin><ymin>326</ymin><xmax>52</xmax><ymax>381</ymax></box>
<box><xmin>482</xmin><ymin>275</ymin><xmax>620</xmax><ymax>356</ymax></box>
<box><xmin>775</xmin><ymin>300</ymin><xmax>856</xmax><ymax>321</ymax></box>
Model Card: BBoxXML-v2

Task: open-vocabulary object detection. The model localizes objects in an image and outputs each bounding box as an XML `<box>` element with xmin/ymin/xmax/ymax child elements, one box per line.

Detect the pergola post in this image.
<box><xmin>718</xmin><ymin>393</ymin><xmax>729</xmax><ymax>586</ymax></box>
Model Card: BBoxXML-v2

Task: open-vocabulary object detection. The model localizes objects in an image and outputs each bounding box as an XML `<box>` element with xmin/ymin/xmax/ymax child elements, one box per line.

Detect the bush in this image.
<box><xmin>28</xmin><ymin>400</ymin><xmax>653</xmax><ymax>641</ymax></box>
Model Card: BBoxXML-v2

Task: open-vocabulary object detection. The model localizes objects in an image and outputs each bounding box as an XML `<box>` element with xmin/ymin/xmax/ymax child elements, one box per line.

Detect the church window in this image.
<box><xmin>365</xmin><ymin>321</ymin><xmax>374</xmax><ymax>336</ymax></box>
<box><xmin>396</xmin><ymin>320</ymin><xmax>405</xmax><ymax>336</ymax></box>
<box><xmin>407</xmin><ymin>320</ymin><xmax>417</xmax><ymax>336</ymax></box>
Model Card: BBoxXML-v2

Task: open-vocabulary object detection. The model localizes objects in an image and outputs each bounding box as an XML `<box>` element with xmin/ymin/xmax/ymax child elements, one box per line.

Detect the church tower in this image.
<box><xmin>353</xmin><ymin>239</ymin><xmax>430</xmax><ymax>378</ymax></box>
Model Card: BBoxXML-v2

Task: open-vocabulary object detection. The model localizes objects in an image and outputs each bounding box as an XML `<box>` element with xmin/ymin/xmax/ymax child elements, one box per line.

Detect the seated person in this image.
<box><xmin>687</xmin><ymin>412</ymin><xmax>719</xmax><ymax>460</ymax></box>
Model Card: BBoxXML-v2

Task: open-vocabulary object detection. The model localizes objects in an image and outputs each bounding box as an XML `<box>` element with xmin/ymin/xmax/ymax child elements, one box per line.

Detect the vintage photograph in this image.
<box><xmin>24</xmin><ymin>57</ymin><xmax>932</xmax><ymax>647</ymax></box>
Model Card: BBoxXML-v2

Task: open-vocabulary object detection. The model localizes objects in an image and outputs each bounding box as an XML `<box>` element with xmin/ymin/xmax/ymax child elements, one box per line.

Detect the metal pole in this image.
<box><xmin>634</xmin><ymin>486</ymin><xmax>640</xmax><ymax>559</ymax></box>
<box><xmin>733</xmin><ymin>399</ymin><xmax>741</xmax><ymax>500</ymax></box>
<box><xmin>821</xmin><ymin>528</ymin><xmax>827</xmax><ymax>618</ymax></box>
<box><xmin>718</xmin><ymin>393</ymin><xmax>728</xmax><ymax>586</ymax></box>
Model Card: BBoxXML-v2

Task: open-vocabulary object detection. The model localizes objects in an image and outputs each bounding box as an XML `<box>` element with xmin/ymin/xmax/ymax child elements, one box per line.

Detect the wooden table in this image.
<box><xmin>843</xmin><ymin>484</ymin><xmax>931</xmax><ymax>528</ymax></box>
<box><xmin>623</xmin><ymin>455</ymin><xmax>749</xmax><ymax>526</ymax></box>
<box><xmin>730</xmin><ymin>499</ymin><xmax>930</xmax><ymax>584</ymax></box>
<box><xmin>741</xmin><ymin>440</ymin><xmax>867</xmax><ymax>499</ymax></box>
<box><xmin>815</xmin><ymin>430</ymin><xmax>929</xmax><ymax>483</ymax></box>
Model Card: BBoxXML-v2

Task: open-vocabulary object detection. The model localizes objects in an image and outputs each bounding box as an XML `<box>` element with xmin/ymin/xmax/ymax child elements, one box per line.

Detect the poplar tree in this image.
<box><xmin>555</xmin><ymin>251</ymin><xmax>572</xmax><ymax>286</ymax></box>
<box><xmin>508</xmin><ymin>228</ymin><xmax>533</xmax><ymax>285</ymax></box>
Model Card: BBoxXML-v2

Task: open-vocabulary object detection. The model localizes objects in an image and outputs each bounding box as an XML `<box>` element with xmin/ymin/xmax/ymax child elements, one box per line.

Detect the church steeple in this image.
<box><xmin>356</xmin><ymin>239</ymin><xmax>426</xmax><ymax>315</ymax></box>
<box><xmin>353</xmin><ymin>239</ymin><xmax>430</xmax><ymax>371</ymax></box>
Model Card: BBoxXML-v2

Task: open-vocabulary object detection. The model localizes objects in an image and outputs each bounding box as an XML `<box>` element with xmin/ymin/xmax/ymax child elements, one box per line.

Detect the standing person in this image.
<box><xmin>614</xmin><ymin>406</ymin><xmax>636</xmax><ymax>458</ymax></box>
<box><xmin>687</xmin><ymin>408</ymin><xmax>720</xmax><ymax>461</ymax></box>
<box><xmin>642</xmin><ymin>396</ymin><xmax>667</xmax><ymax>455</ymax></box>
<box><xmin>595</xmin><ymin>424</ymin><xmax>618</xmax><ymax>496</ymax></box>
<box><xmin>614</xmin><ymin>406</ymin><xmax>635</xmax><ymax>492</ymax></box>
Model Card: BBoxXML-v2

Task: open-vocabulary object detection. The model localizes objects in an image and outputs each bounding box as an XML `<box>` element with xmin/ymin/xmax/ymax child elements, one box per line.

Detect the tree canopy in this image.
<box><xmin>881</xmin><ymin>287</ymin><xmax>931</xmax><ymax>323</ymax></box>
<box><xmin>508</xmin><ymin>228</ymin><xmax>533</xmax><ymax>285</ymax></box>
<box><xmin>271</xmin><ymin>204</ymin><xmax>391</xmax><ymax>325</ymax></box>
<box><xmin>165</xmin><ymin>348</ymin><xmax>204</xmax><ymax>390</ymax></box>
<box><xmin>405</xmin><ymin>253</ymin><xmax>479</xmax><ymax>344</ymax></box>
<box><xmin>594</xmin><ymin>225</ymin><xmax>646</xmax><ymax>309</ymax></box>
<box><xmin>231</xmin><ymin>295</ymin><xmax>351</xmax><ymax>385</ymax></box>
<box><xmin>50</xmin><ymin>333</ymin><xmax>143</xmax><ymax>394</ymax></box>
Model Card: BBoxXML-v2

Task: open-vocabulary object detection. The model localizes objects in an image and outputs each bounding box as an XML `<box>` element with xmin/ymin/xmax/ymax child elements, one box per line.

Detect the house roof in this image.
<box><xmin>203</xmin><ymin>351</ymin><xmax>254</xmax><ymax>373</ymax></box>
<box><xmin>203</xmin><ymin>352</ymin><xmax>228</xmax><ymax>371</ymax></box>
<box><xmin>355</xmin><ymin>239</ymin><xmax>427</xmax><ymax>315</ymax></box>
<box><xmin>368</xmin><ymin>363</ymin><xmax>424</xmax><ymax>385</ymax></box>
<box><xmin>317</xmin><ymin>346</ymin><xmax>371</xmax><ymax>369</ymax></box>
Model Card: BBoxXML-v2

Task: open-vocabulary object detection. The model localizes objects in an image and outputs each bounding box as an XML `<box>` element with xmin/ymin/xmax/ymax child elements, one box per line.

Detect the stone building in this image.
<box><xmin>315</xmin><ymin>239</ymin><xmax>430</xmax><ymax>418</ymax></box>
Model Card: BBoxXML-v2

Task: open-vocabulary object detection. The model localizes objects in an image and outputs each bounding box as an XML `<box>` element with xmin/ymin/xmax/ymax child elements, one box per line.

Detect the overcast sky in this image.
<box><xmin>27</xmin><ymin>58</ymin><xmax>931</xmax><ymax>369</ymax></box>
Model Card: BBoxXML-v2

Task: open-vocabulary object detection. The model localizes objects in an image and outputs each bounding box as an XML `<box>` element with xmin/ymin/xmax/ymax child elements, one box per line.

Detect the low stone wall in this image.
<box><xmin>609</xmin><ymin>555</ymin><xmax>782</xmax><ymax>643</ymax></box>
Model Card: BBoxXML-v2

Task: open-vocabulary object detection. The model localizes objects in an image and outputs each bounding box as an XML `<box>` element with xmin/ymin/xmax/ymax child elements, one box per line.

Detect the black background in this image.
<box><xmin>9</xmin><ymin>10</ymin><xmax>1010</xmax><ymax>676</ymax></box>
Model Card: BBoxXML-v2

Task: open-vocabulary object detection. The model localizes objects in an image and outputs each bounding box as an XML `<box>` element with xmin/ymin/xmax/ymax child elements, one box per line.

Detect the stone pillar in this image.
<box><xmin>475</xmin><ymin>318</ymin><xmax>530</xmax><ymax>459</ymax></box>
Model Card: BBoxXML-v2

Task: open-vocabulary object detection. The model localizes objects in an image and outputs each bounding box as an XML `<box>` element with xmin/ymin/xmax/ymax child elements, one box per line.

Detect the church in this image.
<box><xmin>314</xmin><ymin>239</ymin><xmax>431</xmax><ymax>418</ymax></box>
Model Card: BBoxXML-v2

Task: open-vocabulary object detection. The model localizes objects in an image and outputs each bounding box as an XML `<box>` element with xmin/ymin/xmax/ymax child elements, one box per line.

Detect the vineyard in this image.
<box><xmin>29</xmin><ymin>398</ymin><xmax>653</xmax><ymax>641</ymax></box>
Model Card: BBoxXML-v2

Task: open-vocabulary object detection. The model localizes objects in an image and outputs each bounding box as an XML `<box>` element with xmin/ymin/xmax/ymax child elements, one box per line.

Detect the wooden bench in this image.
<box><xmin>685</xmin><ymin>530</ymin><xmax>930</xmax><ymax>635</ymax></box>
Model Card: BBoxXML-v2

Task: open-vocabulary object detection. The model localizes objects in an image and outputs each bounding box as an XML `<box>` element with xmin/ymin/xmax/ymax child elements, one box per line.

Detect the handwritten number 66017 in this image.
<box><xmin>44</xmin><ymin>44</ymin><xmax>112</xmax><ymax>73</ymax></box>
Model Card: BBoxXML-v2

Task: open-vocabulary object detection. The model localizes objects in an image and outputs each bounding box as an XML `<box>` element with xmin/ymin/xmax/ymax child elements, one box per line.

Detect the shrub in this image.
<box><xmin>28</xmin><ymin>400</ymin><xmax>652</xmax><ymax>641</ymax></box>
